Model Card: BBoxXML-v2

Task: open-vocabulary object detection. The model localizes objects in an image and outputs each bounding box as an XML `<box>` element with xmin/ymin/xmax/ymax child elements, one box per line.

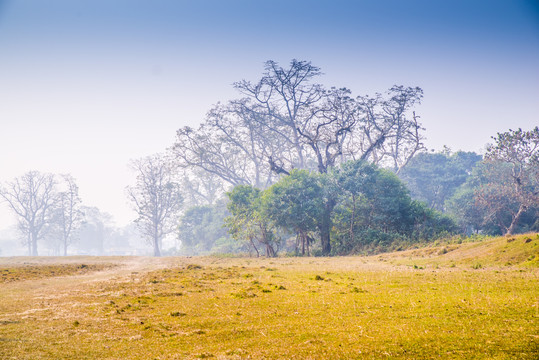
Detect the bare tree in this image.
<box><xmin>180</xmin><ymin>168</ymin><xmax>224</xmax><ymax>207</ymax></box>
<box><xmin>127</xmin><ymin>154</ymin><xmax>183</xmax><ymax>256</ymax></box>
<box><xmin>51</xmin><ymin>174</ymin><xmax>83</xmax><ymax>256</ymax></box>
<box><xmin>0</xmin><ymin>171</ymin><xmax>57</xmax><ymax>256</ymax></box>
<box><xmin>345</xmin><ymin>86</ymin><xmax>425</xmax><ymax>172</ymax></box>
<box><xmin>233</xmin><ymin>59</ymin><xmax>325</xmax><ymax>171</ymax></box>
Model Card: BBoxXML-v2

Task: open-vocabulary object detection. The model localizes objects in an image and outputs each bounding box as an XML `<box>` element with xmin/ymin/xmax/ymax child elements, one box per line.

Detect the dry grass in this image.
<box><xmin>0</xmin><ymin>234</ymin><xmax>538</xmax><ymax>359</ymax></box>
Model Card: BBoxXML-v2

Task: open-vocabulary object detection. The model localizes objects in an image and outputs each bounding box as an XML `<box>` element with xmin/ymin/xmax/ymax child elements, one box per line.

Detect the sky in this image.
<box><xmin>0</xmin><ymin>0</ymin><xmax>538</xmax><ymax>229</ymax></box>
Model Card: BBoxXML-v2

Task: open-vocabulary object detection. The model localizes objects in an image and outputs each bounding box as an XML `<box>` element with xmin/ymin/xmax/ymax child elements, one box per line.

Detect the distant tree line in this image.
<box><xmin>0</xmin><ymin>172</ymin><xmax>83</xmax><ymax>256</ymax></box>
<box><xmin>0</xmin><ymin>172</ymin><xmax>148</xmax><ymax>256</ymax></box>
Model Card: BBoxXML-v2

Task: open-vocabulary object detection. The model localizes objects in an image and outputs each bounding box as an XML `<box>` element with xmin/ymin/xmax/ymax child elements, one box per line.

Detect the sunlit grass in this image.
<box><xmin>0</xmin><ymin>234</ymin><xmax>537</xmax><ymax>359</ymax></box>
<box><xmin>0</xmin><ymin>263</ymin><xmax>115</xmax><ymax>283</ymax></box>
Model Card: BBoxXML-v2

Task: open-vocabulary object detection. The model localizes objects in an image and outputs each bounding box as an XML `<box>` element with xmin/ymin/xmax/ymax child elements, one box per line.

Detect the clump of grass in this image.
<box><xmin>314</xmin><ymin>275</ymin><xmax>324</xmax><ymax>280</ymax></box>
<box><xmin>231</xmin><ymin>291</ymin><xmax>257</xmax><ymax>298</ymax></box>
<box><xmin>350</xmin><ymin>287</ymin><xmax>367</xmax><ymax>293</ymax></box>
<box><xmin>195</xmin><ymin>353</ymin><xmax>213</xmax><ymax>358</ymax></box>
<box><xmin>170</xmin><ymin>312</ymin><xmax>186</xmax><ymax>317</ymax></box>
<box><xmin>437</xmin><ymin>247</ymin><xmax>448</xmax><ymax>255</ymax></box>
<box><xmin>187</xmin><ymin>264</ymin><xmax>203</xmax><ymax>270</ymax></box>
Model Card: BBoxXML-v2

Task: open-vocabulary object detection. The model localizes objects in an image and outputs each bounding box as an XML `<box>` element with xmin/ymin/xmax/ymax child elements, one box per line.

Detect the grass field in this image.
<box><xmin>0</xmin><ymin>234</ymin><xmax>538</xmax><ymax>359</ymax></box>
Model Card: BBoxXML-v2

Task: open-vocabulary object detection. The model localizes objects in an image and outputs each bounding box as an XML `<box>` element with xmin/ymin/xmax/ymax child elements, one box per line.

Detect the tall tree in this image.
<box><xmin>127</xmin><ymin>154</ymin><xmax>183</xmax><ymax>256</ymax></box>
<box><xmin>50</xmin><ymin>174</ymin><xmax>83</xmax><ymax>256</ymax></box>
<box><xmin>478</xmin><ymin>127</ymin><xmax>539</xmax><ymax>235</ymax></box>
<box><xmin>261</xmin><ymin>170</ymin><xmax>323</xmax><ymax>255</ymax></box>
<box><xmin>173</xmin><ymin>59</ymin><xmax>425</xmax><ymax>254</ymax></box>
<box><xmin>0</xmin><ymin>171</ymin><xmax>58</xmax><ymax>256</ymax></box>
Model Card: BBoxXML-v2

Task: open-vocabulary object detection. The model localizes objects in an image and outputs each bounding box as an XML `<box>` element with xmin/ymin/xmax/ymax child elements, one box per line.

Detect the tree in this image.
<box><xmin>398</xmin><ymin>150</ymin><xmax>482</xmax><ymax>211</ymax></box>
<box><xmin>50</xmin><ymin>174</ymin><xmax>83</xmax><ymax>256</ymax></box>
<box><xmin>332</xmin><ymin>160</ymin><xmax>378</xmax><ymax>250</ymax></box>
<box><xmin>331</xmin><ymin>160</ymin><xmax>456</xmax><ymax>254</ymax></box>
<box><xmin>180</xmin><ymin>168</ymin><xmax>224</xmax><ymax>207</ymax></box>
<box><xmin>0</xmin><ymin>171</ymin><xmax>57</xmax><ymax>256</ymax></box>
<box><xmin>445</xmin><ymin>185</ymin><xmax>486</xmax><ymax>234</ymax></box>
<box><xmin>127</xmin><ymin>154</ymin><xmax>183</xmax><ymax>256</ymax></box>
<box><xmin>173</xmin><ymin>59</ymin><xmax>426</xmax><ymax>255</ymax></box>
<box><xmin>261</xmin><ymin>170</ymin><xmax>323</xmax><ymax>255</ymax></box>
<box><xmin>178</xmin><ymin>199</ymin><xmax>234</xmax><ymax>255</ymax></box>
<box><xmin>78</xmin><ymin>206</ymin><xmax>113</xmax><ymax>255</ymax></box>
<box><xmin>480</xmin><ymin>127</ymin><xmax>539</xmax><ymax>235</ymax></box>
<box><xmin>225</xmin><ymin>185</ymin><xmax>279</xmax><ymax>257</ymax></box>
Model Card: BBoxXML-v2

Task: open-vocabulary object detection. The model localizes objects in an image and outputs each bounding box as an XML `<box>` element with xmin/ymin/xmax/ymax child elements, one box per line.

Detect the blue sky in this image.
<box><xmin>0</xmin><ymin>0</ymin><xmax>538</xmax><ymax>228</ymax></box>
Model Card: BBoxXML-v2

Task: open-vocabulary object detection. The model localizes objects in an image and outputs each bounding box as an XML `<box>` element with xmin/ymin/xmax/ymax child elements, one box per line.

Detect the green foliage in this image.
<box><xmin>331</xmin><ymin>161</ymin><xmax>457</xmax><ymax>254</ymax></box>
<box><xmin>398</xmin><ymin>150</ymin><xmax>482</xmax><ymax>211</ymax></box>
<box><xmin>446</xmin><ymin>149</ymin><xmax>539</xmax><ymax>236</ymax></box>
<box><xmin>178</xmin><ymin>199</ymin><xmax>235</xmax><ymax>255</ymax></box>
<box><xmin>225</xmin><ymin>160</ymin><xmax>459</xmax><ymax>256</ymax></box>
<box><xmin>261</xmin><ymin>170</ymin><xmax>323</xmax><ymax>255</ymax></box>
<box><xmin>225</xmin><ymin>185</ymin><xmax>279</xmax><ymax>257</ymax></box>
<box><xmin>262</xmin><ymin>170</ymin><xmax>323</xmax><ymax>233</ymax></box>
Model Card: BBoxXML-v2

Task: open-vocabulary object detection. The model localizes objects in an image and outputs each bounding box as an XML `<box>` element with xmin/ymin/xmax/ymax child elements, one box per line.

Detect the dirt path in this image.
<box><xmin>0</xmin><ymin>256</ymin><xmax>184</xmax><ymax>321</ymax></box>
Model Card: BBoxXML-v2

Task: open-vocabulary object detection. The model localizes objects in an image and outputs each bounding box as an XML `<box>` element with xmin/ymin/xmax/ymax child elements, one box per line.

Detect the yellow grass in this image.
<box><xmin>0</xmin><ymin>234</ymin><xmax>537</xmax><ymax>359</ymax></box>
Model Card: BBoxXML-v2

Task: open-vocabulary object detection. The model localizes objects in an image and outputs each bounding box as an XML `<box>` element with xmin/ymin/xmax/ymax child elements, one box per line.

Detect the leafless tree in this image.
<box><xmin>343</xmin><ymin>86</ymin><xmax>425</xmax><ymax>173</ymax></box>
<box><xmin>180</xmin><ymin>168</ymin><xmax>224</xmax><ymax>207</ymax></box>
<box><xmin>0</xmin><ymin>171</ymin><xmax>58</xmax><ymax>256</ymax></box>
<box><xmin>234</xmin><ymin>59</ymin><xmax>324</xmax><ymax>171</ymax></box>
<box><xmin>50</xmin><ymin>174</ymin><xmax>83</xmax><ymax>256</ymax></box>
<box><xmin>127</xmin><ymin>154</ymin><xmax>183</xmax><ymax>256</ymax></box>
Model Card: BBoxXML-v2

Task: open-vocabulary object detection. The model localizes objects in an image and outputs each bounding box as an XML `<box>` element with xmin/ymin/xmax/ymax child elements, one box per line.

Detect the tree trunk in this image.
<box><xmin>505</xmin><ymin>204</ymin><xmax>526</xmax><ymax>236</ymax></box>
<box><xmin>27</xmin><ymin>233</ymin><xmax>32</xmax><ymax>256</ymax></box>
<box><xmin>31</xmin><ymin>231</ymin><xmax>38</xmax><ymax>256</ymax></box>
<box><xmin>350</xmin><ymin>195</ymin><xmax>356</xmax><ymax>245</ymax></box>
<box><xmin>249</xmin><ymin>237</ymin><xmax>259</xmax><ymax>257</ymax></box>
<box><xmin>153</xmin><ymin>236</ymin><xmax>161</xmax><ymax>257</ymax></box>
<box><xmin>319</xmin><ymin>199</ymin><xmax>335</xmax><ymax>255</ymax></box>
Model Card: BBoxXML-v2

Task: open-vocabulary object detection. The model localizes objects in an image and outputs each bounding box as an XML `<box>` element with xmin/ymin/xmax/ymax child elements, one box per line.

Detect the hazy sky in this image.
<box><xmin>0</xmin><ymin>0</ymin><xmax>538</xmax><ymax>228</ymax></box>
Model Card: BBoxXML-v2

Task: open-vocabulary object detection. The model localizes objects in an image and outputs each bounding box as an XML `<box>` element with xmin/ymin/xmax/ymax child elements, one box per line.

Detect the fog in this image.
<box><xmin>0</xmin><ymin>1</ymin><xmax>538</xmax><ymax>256</ymax></box>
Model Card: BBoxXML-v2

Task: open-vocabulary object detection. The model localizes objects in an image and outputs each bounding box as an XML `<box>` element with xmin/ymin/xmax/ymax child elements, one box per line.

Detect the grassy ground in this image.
<box><xmin>0</xmin><ymin>234</ymin><xmax>537</xmax><ymax>359</ymax></box>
